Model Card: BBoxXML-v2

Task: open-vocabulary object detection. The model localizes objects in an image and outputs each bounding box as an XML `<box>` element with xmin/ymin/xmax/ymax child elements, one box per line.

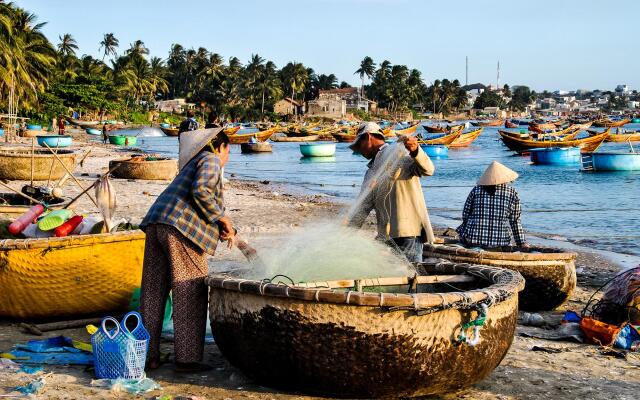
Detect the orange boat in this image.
<box><xmin>471</xmin><ymin>119</ymin><xmax>504</xmax><ymax>127</ymax></box>
<box><xmin>592</xmin><ymin>118</ymin><xmax>630</xmax><ymax>128</ymax></box>
<box><xmin>528</xmin><ymin>122</ymin><xmax>556</xmax><ymax>133</ymax></box>
<box><xmin>588</xmin><ymin>129</ymin><xmax>640</xmax><ymax>143</ymax></box>
<box><xmin>419</xmin><ymin>127</ymin><xmax>463</xmax><ymax>145</ymax></box>
<box><xmin>383</xmin><ymin>122</ymin><xmax>420</xmax><ymax>137</ymax></box>
<box><xmin>423</xmin><ymin>124</ymin><xmax>448</xmax><ymax>133</ymax></box>
<box><xmin>504</xmin><ymin>120</ymin><xmax>518</xmax><ymax>129</ymax></box>
<box><xmin>227</xmin><ymin>127</ymin><xmax>277</xmax><ymax>144</ymax></box>
<box><xmin>224</xmin><ymin>126</ymin><xmax>241</xmax><ymax>135</ymax></box>
<box><xmin>449</xmin><ymin>128</ymin><xmax>483</xmax><ymax>148</ymax></box>
<box><xmin>331</xmin><ymin>132</ymin><xmax>356</xmax><ymax>143</ymax></box>
<box><xmin>499</xmin><ymin>129</ymin><xmax>609</xmax><ymax>153</ymax></box>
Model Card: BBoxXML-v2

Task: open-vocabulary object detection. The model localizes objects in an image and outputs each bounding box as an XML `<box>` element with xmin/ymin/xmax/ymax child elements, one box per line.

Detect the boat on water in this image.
<box><xmin>271</xmin><ymin>134</ymin><xmax>319</xmax><ymax>142</ymax></box>
<box><xmin>449</xmin><ymin>128</ymin><xmax>483</xmax><ymax>148</ymax></box>
<box><xmin>227</xmin><ymin>127</ymin><xmax>277</xmax><ymax>144</ymax></box>
<box><xmin>423</xmin><ymin>124</ymin><xmax>448</xmax><ymax>133</ymax></box>
<box><xmin>0</xmin><ymin>230</ymin><xmax>145</xmax><ymax>319</ymax></box>
<box><xmin>161</xmin><ymin>127</ymin><xmax>179</xmax><ymax>137</ymax></box>
<box><xmin>504</xmin><ymin>120</ymin><xmax>518</xmax><ymax>129</ymax></box>
<box><xmin>592</xmin><ymin>118</ymin><xmax>630</xmax><ymax>128</ymax></box>
<box><xmin>528</xmin><ymin>121</ymin><xmax>557</xmax><ymax>133</ymax></box>
<box><xmin>418</xmin><ymin>127</ymin><xmax>463</xmax><ymax>145</ymax></box>
<box><xmin>530</xmin><ymin>147</ymin><xmax>581</xmax><ymax>165</ymax></box>
<box><xmin>581</xmin><ymin>151</ymin><xmax>640</xmax><ymax>171</ymax></box>
<box><xmin>331</xmin><ymin>130</ymin><xmax>357</xmax><ymax>143</ymax></box>
<box><xmin>632</xmin><ymin>118</ymin><xmax>640</xmax><ymax>123</ymax></box>
<box><xmin>224</xmin><ymin>126</ymin><xmax>242</xmax><ymax>136</ymax></box>
<box><xmin>498</xmin><ymin>129</ymin><xmax>608</xmax><ymax>153</ymax></box>
<box><xmin>587</xmin><ymin>128</ymin><xmax>640</xmax><ymax>142</ymax></box>
<box><xmin>420</xmin><ymin>145</ymin><xmax>448</xmax><ymax>158</ymax></box>
<box><xmin>383</xmin><ymin>122</ymin><xmax>420</xmax><ymax>136</ymax></box>
<box><xmin>299</xmin><ymin>142</ymin><xmax>336</xmax><ymax>157</ymax></box>
<box><xmin>240</xmin><ymin>142</ymin><xmax>273</xmax><ymax>153</ymax></box>
<box><xmin>206</xmin><ymin>262</ymin><xmax>524</xmax><ymax>398</ymax></box>
<box><xmin>471</xmin><ymin>119</ymin><xmax>504</xmax><ymax>127</ymax></box>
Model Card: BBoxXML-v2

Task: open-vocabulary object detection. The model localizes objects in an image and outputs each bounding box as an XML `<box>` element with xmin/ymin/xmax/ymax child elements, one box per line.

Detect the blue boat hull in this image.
<box><xmin>86</xmin><ymin>128</ymin><xmax>101</xmax><ymax>135</ymax></box>
<box><xmin>420</xmin><ymin>145</ymin><xmax>448</xmax><ymax>158</ymax></box>
<box><xmin>26</xmin><ymin>124</ymin><xmax>42</xmax><ymax>130</ymax></box>
<box><xmin>300</xmin><ymin>143</ymin><xmax>336</xmax><ymax>157</ymax></box>
<box><xmin>530</xmin><ymin>147</ymin><xmax>581</xmax><ymax>165</ymax></box>
<box><xmin>587</xmin><ymin>152</ymin><xmax>640</xmax><ymax>171</ymax></box>
<box><xmin>37</xmin><ymin>135</ymin><xmax>72</xmax><ymax>148</ymax></box>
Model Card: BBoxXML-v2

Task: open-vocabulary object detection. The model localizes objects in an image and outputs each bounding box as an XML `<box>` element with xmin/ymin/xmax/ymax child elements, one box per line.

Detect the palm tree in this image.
<box><xmin>317</xmin><ymin>74</ymin><xmax>338</xmax><ymax>90</ymax></box>
<box><xmin>355</xmin><ymin>56</ymin><xmax>375</xmax><ymax>100</ymax></box>
<box><xmin>57</xmin><ymin>33</ymin><xmax>78</xmax><ymax>57</ymax></box>
<box><xmin>99</xmin><ymin>33</ymin><xmax>118</xmax><ymax>61</ymax></box>
<box><xmin>281</xmin><ymin>61</ymin><xmax>308</xmax><ymax>102</ymax></box>
<box><xmin>257</xmin><ymin>61</ymin><xmax>282</xmax><ymax>114</ymax></box>
<box><xmin>127</xmin><ymin>40</ymin><xmax>149</xmax><ymax>57</ymax></box>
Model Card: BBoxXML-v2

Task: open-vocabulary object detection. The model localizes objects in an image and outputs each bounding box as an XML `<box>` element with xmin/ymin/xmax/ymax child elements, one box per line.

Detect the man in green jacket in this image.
<box><xmin>347</xmin><ymin>122</ymin><xmax>435</xmax><ymax>262</ymax></box>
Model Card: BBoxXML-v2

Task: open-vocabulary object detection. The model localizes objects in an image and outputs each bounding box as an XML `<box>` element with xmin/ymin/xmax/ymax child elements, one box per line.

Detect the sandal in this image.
<box><xmin>174</xmin><ymin>362</ymin><xmax>213</xmax><ymax>373</ymax></box>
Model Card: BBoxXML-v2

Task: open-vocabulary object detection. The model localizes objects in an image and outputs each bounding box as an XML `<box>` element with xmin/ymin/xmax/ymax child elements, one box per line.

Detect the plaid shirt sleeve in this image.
<box><xmin>191</xmin><ymin>154</ymin><xmax>225</xmax><ymax>223</ymax></box>
<box><xmin>508</xmin><ymin>190</ymin><xmax>526</xmax><ymax>246</ymax></box>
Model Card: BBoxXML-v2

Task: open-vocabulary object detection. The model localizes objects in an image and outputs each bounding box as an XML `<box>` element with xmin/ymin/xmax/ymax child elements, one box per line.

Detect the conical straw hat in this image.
<box><xmin>477</xmin><ymin>161</ymin><xmax>519</xmax><ymax>185</ymax></box>
<box><xmin>178</xmin><ymin>127</ymin><xmax>224</xmax><ymax>170</ymax></box>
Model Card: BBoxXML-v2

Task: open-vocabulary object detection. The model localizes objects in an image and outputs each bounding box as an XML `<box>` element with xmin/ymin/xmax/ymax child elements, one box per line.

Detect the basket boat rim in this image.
<box><xmin>206</xmin><ymin>262</ymin><xmax>525</xmax><ymax>310</ymax></box>
<box><xmin>425</xmin><ymin>242</ymin><xmax>577</xmax><ymax>261</ymax></box>
<box><xmin>0</xmin><ymin>229</ymin><xmax>144</xmax><ymax>251</ymax></box>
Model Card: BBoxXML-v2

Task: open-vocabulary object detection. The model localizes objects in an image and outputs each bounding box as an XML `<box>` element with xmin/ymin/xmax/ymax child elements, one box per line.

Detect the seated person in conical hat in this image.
<box><xmin>456</xmin><ymin>161</ymin><xmax>529</xmax><ymax>249</ymax></box>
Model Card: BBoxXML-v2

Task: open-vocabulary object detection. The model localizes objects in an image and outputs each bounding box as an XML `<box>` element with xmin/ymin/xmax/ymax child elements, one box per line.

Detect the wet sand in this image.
<box><xmin>0</xmin><ymin>131</ymin><xmax>638</xmax><ymax>399</ymax></box>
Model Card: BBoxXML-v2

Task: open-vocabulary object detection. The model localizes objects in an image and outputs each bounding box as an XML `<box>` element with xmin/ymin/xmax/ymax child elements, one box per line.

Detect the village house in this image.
<box><xmin>154</xmin><ymin>98</ymin><xmax>195</xmax><ymax>113</ymax></box>
<box><xmin>306</xmin><ymin>92</ymin><xmax>347</xmax><ymax>118</ymax></box>
<box><xmin>273</xmin><ymin>98</ymin><xmax>304</xmax><ymax>116</ymax></box>
<box><xmin>313</xmin><ymin>88</ymin><xmax>376</xmax><ymax>113</ymax></box>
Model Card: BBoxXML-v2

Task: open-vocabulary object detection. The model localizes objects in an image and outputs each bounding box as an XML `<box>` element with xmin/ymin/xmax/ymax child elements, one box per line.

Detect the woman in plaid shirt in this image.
<box><xmin>457</xmin><ymin>161</ymin><xmax>528</xmax><ymax>249</ymax></box>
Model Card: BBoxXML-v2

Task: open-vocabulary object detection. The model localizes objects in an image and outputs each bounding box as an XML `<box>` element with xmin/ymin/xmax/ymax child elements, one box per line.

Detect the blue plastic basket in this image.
<box><xmin>91</xmin><ymin>312</ymin><xmax>149</xmax><ymax>379</ymax></box>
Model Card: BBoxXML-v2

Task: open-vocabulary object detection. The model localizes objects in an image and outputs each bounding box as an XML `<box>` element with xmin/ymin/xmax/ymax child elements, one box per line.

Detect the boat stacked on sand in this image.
<box><xmin>206</xmin><ymin>262</ymin><xmax>524</xmax><ymax>398</ymax></box>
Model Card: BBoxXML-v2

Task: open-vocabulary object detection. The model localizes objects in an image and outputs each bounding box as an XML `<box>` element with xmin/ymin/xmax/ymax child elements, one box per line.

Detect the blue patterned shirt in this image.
<box><xmin>141</xmin><ymin>152</ymin><xmax>224</xmax><ymax>255</ymax></box>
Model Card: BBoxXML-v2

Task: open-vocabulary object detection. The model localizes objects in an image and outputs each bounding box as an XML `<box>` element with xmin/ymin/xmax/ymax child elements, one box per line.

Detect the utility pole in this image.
<box><xmin>465</xmin><ymin>56</ymin><xmax>468</xmax><ymax>86</ymax></box>
<box><xmin>496</xmin><ymin>61</ymin><xmax>500</xmax><ymax>90</ymax></box>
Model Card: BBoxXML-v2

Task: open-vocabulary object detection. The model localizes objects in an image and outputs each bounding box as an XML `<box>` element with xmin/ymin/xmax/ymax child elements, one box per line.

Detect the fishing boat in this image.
<box><xmin>418</xmin><ymin>127</ymin><xmax>463</xmax><ymax>145</ymax></box>
<box><xmin>529</xmin><ymin>147</ymin><xmax>581</xmax><ymax>165</ymax></box>
<box><xmin>528</xmin><ymin>121</ymin><xmax>556</xmax><ymax>133</ymax></box>
<box><xmin>449</xmin><ymin>128</ymin><xmax>483</xmax><ymax>148</ymax></box>
<box><xmin>299</xmin><ymin>142</ymin><xmax>336</xmax><ymax>157</ymax></box>
<box><xmin>223</xmin><ymin>126</ymin><xmax>242</xmax><ymax>136</ymax></box>
<box><xmin>632</xmin><ymin>118</ymin><xmax>640</xmax><ymax>123</ymax></box>
<box><xmin>271</xmin><ymin>134</ymin><xmax>319</xmax><ymax>142</ymax></box>
<box><xmin>471</xmin><ymin>119</ymin><xmax>504</xmax><ymax>127</ymax></box>
<box><xmin>423</xmin><ymin>124</ymin><xmax>448</xmax><ymax>133</ymax></box>
<box><xmin>504</xmin><ymin>120</ymin><xmax>518</xmax><ymax>129</ymax></box>
<box><xmin>37</xmin><ymin>135</ymin><xmax>72</xmax><ymax>148</ymax></box>
<box><xmin>240</xmin><ymin>142</ymin><xmax>273</xmax><ymax>153</ymax></box>
<box><xmin>109</xmin><ymin>157</ymin><xmax>178</xmax><ymax>180</ymax></box>
<box><xmin>331</xmin><ymin>131</ymin><xmax>357</xmax><ymax>143</ymax></box>
<box><xmin>592</xmin><ymin>118</ymin><xmax>630</xmax><ymax>128</ymax></box>
<box><xmin>581</xmin><ymin>151</ymin><xmax>640</xmax><ymax>171</ymax></box>
<box><xmin>383</xmin><ymin>122</ymin><xmax>419</xmax><ymax>136</ymax></box>
<box><xmin>64</xmin><ymin>116</ymin><xmax>99</xmax><ymax>128</ymax></box>
<box><xmin>598</xmin><ymin>129</ymin><xmax>640</xmax><ymax>142</ymax></box>
<box><xmin>159</xmin><ymin>123</ymin><xmax>170</xmax><ymax>129</ymax></box>
<box><xmin>512</xmin><ymin>118</ymin><xmax>531</xmax><ymax>126</ymax></box>
<box><xmin>86</xmin><ymin>128</ymin><xmax>101</xmax><ymax>135</ymax></box>
<box><xmin>498</xmin><ymin>129</ymin><xmax>609</xmax><ymax>153</ymax></box>
<box><xmin>0</xmin><ymin>230</ymin><xmax>145</xmax><ymax>319</ymax></box>
<box><xmin>161</xmin><ymin>127</ymin><xmax>179</xmax><ymax>137</ymax></box>
<box><xmin>423</xmin><ymin>244</ymin><xmax>576</xmax><ymax>311</ymax></box>
<box><xmin>206</xmin><ymin>262</ymin><xmax>524</xmax><ymax>398</ymax></box>
<box><xmin>420</xmin><ymin>145</ymin><xmax>448</xmax><ymax>158</ymax></box>
<box><xmin>108</xmin><ymin>135</ymin><xmax>138</xmax><ymax>146</ymax></box>
<box><xmin>227</xmin><ymin>128</ymin><xmax>277</xmax><ymax>145</ymax></box>
<box><xmin>0</xmin><ymin>148</ymin><xmax>76</xmax><ymax>181</ymax></box>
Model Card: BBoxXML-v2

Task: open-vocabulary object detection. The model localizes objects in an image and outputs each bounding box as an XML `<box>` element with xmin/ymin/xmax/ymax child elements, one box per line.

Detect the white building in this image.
<box><xmin>616</xmin><ymin>85</ymin><xmax>630</xmax><ymax>94</ymax></box>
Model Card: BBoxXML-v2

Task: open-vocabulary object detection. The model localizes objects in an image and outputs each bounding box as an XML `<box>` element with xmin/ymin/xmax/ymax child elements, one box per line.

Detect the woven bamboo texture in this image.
<box><xmin>424</xmin><ymin>243</ymin><xmax>576</xmax><ymax>311</ymax></box>
<box><xmin>0</xmin><ymin>148</ymin><xmax>76</xmax><ymax>181</ymax></box>
<box><xmin>109</xmin><ymin>158</ymin><xmax>178</xmax><ymax>180</ymax></box>
<box><xmin>207</xmin><ymin>262</ymin><xmax>524</xmax><ymax>398</ymax></box>
<box><xmin>0</xmin><ymin>230</ymin><xmax>145</xmax><ymax>319</ymax></box>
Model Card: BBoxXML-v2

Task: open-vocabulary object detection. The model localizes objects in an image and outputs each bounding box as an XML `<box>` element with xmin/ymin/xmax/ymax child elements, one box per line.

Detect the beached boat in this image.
<box><xmin>86</xmin><ymin>128</ymin><xmax>101</xmax><ymax>136</ymax></box>
<box><xmin>109</xmin><ymin>157</ymin><xmax>178</xmax><ymax>180</ymax></box>
<box><xmin>240</xmin><ymin>142</ymin><xmax>273</xmax><ymax>153</ymax></box>
<box><xmin>108</xmin><ymin>135</ymin><xmax>137</xmax><ymax>146</ymax></box>
<box><xmin>449</xmin><ymin>128</ymin><xmax>483</xmax><ymax>148</ymax></box>
<box><xmin>64</xmin><ymin>117</ymin><xmax>99</xmax><ymax>128</ymax></box>
<box><xmin>37</xmin><ymin>135</ymin><xmax>72</xmax><ymax>148</ymax></box>
<box><xmin>581</xmin><ymin>151</ymin><xmax>640</xmax><ymax>171</ymax></box>
<box><xmin>271</xmin><ymin>134</ymin><xmax>319</xmax><ymax>142</ymax></box>
<box><xmin>161</xmin><ymin>127</ymin><xmax>179</xmax><ymax>137</ymax></box>
<box><xmin>0</xmin><ymin>148</ymin><xmax>76</xmax><ymax>181</ymax></box>
<box><xmin>530</xmin><ymin>147</ymin><xmax>581</xmax><ymax>165</ymax></box>
<box><xmin>206</xmin><ymin>262</ymin><xmax>524</xmax><ymax>398</ymax></box>
<box><xmin>423</xmin><ymin>244</ymin><xmax>575</xmax><ymax>311</ymax></box>
<box><xmin>20</xmin><ymin>129</ymin><xmax>45</xmax><ymax>138</ymax></box>
<box><xmin>504</xmin><ymin>120</ymin><xmax>518</xmax><ymax>129</ymax></box>
<box><xmin>419</xmin><ymin>127</ymin><xmax>463</xmax><ymax>145</ymax></box>
<box><xmin>421</xmin><ymin>145</ymin><xmax>448</xmax><ymax>158</ymax></box>
<box><xmin>592</xmin><ymin>118</ymin><xmax>630</xmax><ymax>128</ymax></box>
<box><xmin>228</xmin><ymin>128</ymin><xmax>277</xmax><ymax>145</ymax></box>
<box><xmin>498</xmin><ymin>129</ymin><xmax>608</xmax><ymax>153</ymax></box>
<box><xmin>299</xmin><ymin>142</ymin><xmax>336</xmax><ymax>157</ymax></box>
<box><xmin>471</xmin><ymin>119</ymin><xmax>504</xmax><ymax>127</ymax></box>
<box><xmin>0</xmin><ymin>230</ymin><xmax>145</xmax><ymax>319</ymax></box>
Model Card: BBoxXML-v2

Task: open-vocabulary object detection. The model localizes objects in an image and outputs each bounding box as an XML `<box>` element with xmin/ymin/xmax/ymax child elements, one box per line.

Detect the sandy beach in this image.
<box><xmin>0</xmin><ymin>131</ymin><xmax>638</xmax><ymax>399</ymax></box>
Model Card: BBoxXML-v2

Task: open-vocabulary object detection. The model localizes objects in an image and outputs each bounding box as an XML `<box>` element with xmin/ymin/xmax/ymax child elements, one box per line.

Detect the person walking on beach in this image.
<box><xmin>178</xmin><ymin>109</ymin><xmax>199</xmax><ymax>137</ymax></box>
<box><xmin>347</xmin><ymin>122</ymin><xmax>435</xmax><ymax>262</ymax></box>
<box><xmin>102</xmin><ymin>123</ymin><xmax>109</xmax><ymax>144</ymax></box>
<box><xmin>139</xmin><ymin>127</ymin><xmax>235</xmax><ymax>373</ymax></box>
<box><xmin>57</xmin><ymin>117</ymin><xmax>65</xmax><ymax>135</ymax></box>
<box><xmin>456</xmin><ymin>161</ymin><xmax>528</xmax><ymax>249</ymax></box>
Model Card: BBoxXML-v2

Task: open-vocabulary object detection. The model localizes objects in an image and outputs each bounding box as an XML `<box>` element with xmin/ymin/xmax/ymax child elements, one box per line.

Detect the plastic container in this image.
<box><xmin>26</xmin><ymin>124</ymin><xmax>42</xmax><ymax>130</ymax></box>
<box><xmin>37</xmin><ymin>209</ymin><xmax>72</xmax><ymax>231</ymax></box>
<box><xmin>54</xmin><ymin>215</ymin><xmax>83</xmax><ymax>237</ymax></box>
<box><xmin>8</xmin><ymin>205</ymin><xmax>45</xmax><ymax>235</ymax></box>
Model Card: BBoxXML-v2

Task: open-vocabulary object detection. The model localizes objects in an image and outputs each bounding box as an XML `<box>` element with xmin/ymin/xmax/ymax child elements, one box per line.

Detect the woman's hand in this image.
<box><xmin>217</xmin><ymin>216</ymin><xmax>233</xmax><ymax>236</ymax></box>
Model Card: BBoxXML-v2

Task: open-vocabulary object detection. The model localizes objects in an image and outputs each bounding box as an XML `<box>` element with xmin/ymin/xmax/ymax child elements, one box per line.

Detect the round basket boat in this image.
<box><xmin>240</xmin><ymin>142</ymin><xmax>272</xmax><ymax>153</ymax></box>
<box><xmin>206</xmin><ymin>262</ymin><xmax>524</xmax><ymax>398</ymax></box>
<box><xmin>108</xmin><ymin>135</ymin><xmax>138</xmax><ymax>146</ymax></box>
<box><xmin>0</xmin><ymin>148</ymin><xmax>76</xmax><ymax>181</ymax></box>
<box><xmin>299</xmin><ymin>142</ymin><xmax>336</xmax><ymax>157</ymax></box>
<box><xmin>0</xmin><ymin>230</ymin><xmax>145</xmax><ymax>319</ymax></box>
<box><xmin>423</xmin><ymin>243</ymin><xmax>577</xmax><ymax>311</ymax></box>
<box><xmin>20</xmin><ymin>129</ymin><xmax>46</xmax><ymax>138</ymax></box>
<box><xmin>108</xmin><ymin>157</ymin><xmax>178</xmax><ymax>180</ymax></box>
<box><xmin>37</xmin><ymin>135</ymin><xmax>72</xmax><ymax>148</ymax></box>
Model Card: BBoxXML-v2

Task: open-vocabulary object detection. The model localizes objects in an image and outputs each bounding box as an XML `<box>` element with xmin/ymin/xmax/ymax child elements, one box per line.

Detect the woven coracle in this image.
<box><xmin>206</xmin><ymin>262</ymin><xmax>524</xmax><ymax>398</ymax></box>
<box><xmin>0</xmin><ymin>230</ymin><xmax>145</xmax><ymax>319</ymax></box>
<box><xmin>0</xmin><ymin>148</ymin><xmax>76</xmax><ymax>181</ymax></box>
<box><xmin>109</xmin><ymin>158</ymin><xmax>178</xmax><ymax>180</ymax></box>
<box><xmin>424</xmin><ymin>243</ymin><xmax>577</xmax><ymax>311</ymax></box>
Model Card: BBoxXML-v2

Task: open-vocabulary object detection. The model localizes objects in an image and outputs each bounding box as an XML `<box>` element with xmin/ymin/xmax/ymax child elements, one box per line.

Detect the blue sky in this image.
<box><xmin>19</xmin><ymin>0</ymin><xmax>640</xmax><ymax>91</ymax></box>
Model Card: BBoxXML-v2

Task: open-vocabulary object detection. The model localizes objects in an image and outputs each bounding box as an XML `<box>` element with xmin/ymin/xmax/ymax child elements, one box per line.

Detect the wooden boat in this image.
<box><xmin>240</xmin><ymin>142</ymin><xmax>273</xmax><ymax>153</ymax></box>
<box><xmin>471</xmin><ymin>119</ymin><xmax>504</xmax><ymax>127</ymax></box>
<box><xmin>0</xmin><ymin>230</ymin><xmax>145</xmax><ymax>319</ymax></box>
<box><xmin>19</xmin><ymin>129</ymin><xmax>45</xmax><ymax>138</ymax></box>
<box><xmin>228</xmin><ymin>128</ymin><xmax>277</xmax><ymax>145</ymax></box>
<box><xmin>64</xmin><ymin>116</ymin><xmax>99</xmax><ymax>128</ymax></box>
<box><xmin>498</xmin><ymin>129</ymin><xmax>609</xmax><ymax>153</ymax></box>
<box><xmin>0</xmin><ymin>148</ymin><xmax>76</xmax><ymax>181</ymax></box>
<box><xmin>582</xmin><ymin>151</ymin><xmax>640</xmax><ymax>171</ymax></box>
<box><xmin>223</xmin><ymin>126</ymin><xmax>241</xmax><ymax>135</ymax></box>
<box><xmin>449</xmin><ymin>128</ymin><xmax>483</xmax><ymax>148</ymax></box>
<box><xmin>423</xmin><ymin>244</ymin><xmax>575</xmax><ymax>311</ymax></box>
<box><xmin>423</xmin><ymin>124</ymin><xmax>448</xmax><ymax>133</ymax></box>
<box><xmin>602</xmin><ymin>130</ymin><xmax>640</xmax><ymax>142</ymax></box>
<box><xmin>530</xmin><ymin>147</ymin><xmax>581</xmax><ymax>165</ymax></box>
<box><xmin>418</xmin><ymin>127</ymin><xmax>463</xmax><ymax>145</ymax></box>
<box><xmin>383</xmin><ymin>122</ymin><xmax>419</xmax><ymax>136</ymax></box>
<box><xmin>528</xmin><ymin>122</ymin><xmax>556</xmax><ymax>133</ymax></box>
<box><xmin>206</xmin><ymin>262</ymin><xmax>524</xmax><ymax>398</ymax></box>
<box><xmin>109</xmin><ymin>157</ymin><xmax>178</xmax><ymax>180</ymax></box>
<box><xmin>593</xmin><ymin>118</ymin><xmax>630</xmax><ymax>128</ymax></box>
<box><xmin>161</xmin><ymin>127</ymin><xmax>179</xmax><ymax>137</ymax></box>
<box><xmin>332</xmin><ymin>132</ymin><xmax>357</xmax><ymax>143</ymax></box>
<box><xmin>271</xmin><ymin>134</ymin><xmax>319</xmax><ymax>142</ymax></box>
<box><xmin>504</xmin><ymin>120</ymin><xmax>518</xmax><ymax>129</ymax></box>
<box><xmin>286</xmin><ymin>123</ymin><xmax>321</xmax><ymax>137</ymax></box>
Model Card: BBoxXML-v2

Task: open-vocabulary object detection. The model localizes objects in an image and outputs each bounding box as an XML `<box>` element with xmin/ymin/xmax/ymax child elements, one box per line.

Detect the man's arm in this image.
<box><xmin>401</xmin><ymin>136</ymin><xmax>435</xmax><ymax>176</ymax></box>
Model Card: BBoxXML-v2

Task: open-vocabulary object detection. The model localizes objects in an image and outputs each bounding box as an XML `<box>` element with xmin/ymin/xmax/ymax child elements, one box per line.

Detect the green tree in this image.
<box><xmin>355</xmin><ymin>56</ymin><xmax>375</xmax><ymax>99</ymax></box>
<box><xmin>57</xmin><ymin>33</ymin><xmax>78</xmax><ymax>57</ymax></box>
<box><xmin>280</xmin><ymin>61</ymin><xmax>308</xmax><ymax>102</ymax></box>
<box><xmin>502</xmin><ymin>84</ymin><xmax>512</xmax><ymax>98</ymax></box>
<box><xmin>474</xmin><ymin>90</ymin><xmax>505</xmax><ymax>109</ymax></box>
<box><xmin>509</xmin><ymin>86</ymin><xmax>534</xmax><ymax>111</ymax></box>
<box><xmin>99</xmin><ymin>33</ymin><xmax>118</xmax><ymax>61</ymax></box>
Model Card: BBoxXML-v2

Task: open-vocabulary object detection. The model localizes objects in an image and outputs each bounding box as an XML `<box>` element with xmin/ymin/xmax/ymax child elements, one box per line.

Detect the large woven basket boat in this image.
<box><xmin>0</xmin><ymin>230</ymin><xmax>145</xmax><ymax>320</ymax></box>
<box><xmin>109</xmin><ymin>157</ymin><xmax>178</xmax><ymax>180</ymax></box>
<box><xmin>424</xmin><ymin>242</ymin><xmax>577</xmax><ymax>311</ymax></box>
<box><xmin>0</xmin><ymin>148</ymin><xmax>76</xmax><ymax>181</ymax></box>
<box><xmin>206</xmin><ymin>262</ymin><xmax>524</xmax><ymax>398</ymax></box>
